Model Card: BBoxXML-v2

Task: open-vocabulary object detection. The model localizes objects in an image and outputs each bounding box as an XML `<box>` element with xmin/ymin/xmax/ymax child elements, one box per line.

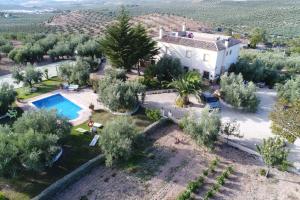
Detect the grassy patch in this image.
<box><xmin>16</xmin><ymin>77</ymin><xmax>62</xmax><ymax>100</ymax></box>
<box><xmin>0</xmin><ymin>108</ymin><xmax>152</xmax><ymax>199</ymax></box>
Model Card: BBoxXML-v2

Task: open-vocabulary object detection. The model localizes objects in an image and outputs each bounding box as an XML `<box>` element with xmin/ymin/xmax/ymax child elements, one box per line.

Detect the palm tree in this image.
<box><xmin>168</xmin><ymin>71</ymin><xmax>202</xmax><ymax>107</ymax></box>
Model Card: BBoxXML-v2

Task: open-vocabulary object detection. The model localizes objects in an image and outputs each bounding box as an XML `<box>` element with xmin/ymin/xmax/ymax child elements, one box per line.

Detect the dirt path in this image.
<box><xmin>54</xmin><ymin>125</ymin><xmax>300</xmax><ymax>200</ymax></box>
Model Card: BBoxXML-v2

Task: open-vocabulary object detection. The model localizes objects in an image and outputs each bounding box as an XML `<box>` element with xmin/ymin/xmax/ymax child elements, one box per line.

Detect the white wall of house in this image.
<box><xmin>157</xmin><ymin>41</ymin><xmax>240</xmax><ymax>80</ymax></box>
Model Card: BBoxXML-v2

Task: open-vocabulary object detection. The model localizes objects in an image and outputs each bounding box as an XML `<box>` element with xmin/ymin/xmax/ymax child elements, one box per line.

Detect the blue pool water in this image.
<box><xmin>32</xmin><ymin>94</ymin><xmax>82</xmax><ymax>120</ymax></box>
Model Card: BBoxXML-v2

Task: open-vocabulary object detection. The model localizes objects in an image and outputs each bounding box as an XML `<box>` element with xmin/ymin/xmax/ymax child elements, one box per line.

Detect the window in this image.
<box><xmin>203</xmin><ymin>54</ymin><xmax>209</xmax><ymax>62</ymax></box>
<box><xmin>183</xmin><ymin>66</ymin><xmax>189</xmax><ymax>72</ymax></box>
<box><xmin>230</xmin><ymin>50</ymin><xmax>232</xmax><ymax>55</ymax></box>
<box><xmin>226</xmin><ymin>51</ymin><xmax>229</xmax><ymax>56</ymax></box>
<box><xmin>186</xmin><ymin>50</ymin><xmax>192</xmax><ymax>58</ymax></box>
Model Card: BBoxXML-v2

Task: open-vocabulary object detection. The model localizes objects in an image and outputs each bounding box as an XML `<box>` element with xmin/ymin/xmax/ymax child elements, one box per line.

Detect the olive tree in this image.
<box><xmin>276</xmin><ymin>77</ymin><xmax>300</xmax><ymax>103</ymax></box>
<box><xmin>181</xmin><ymin>107</ymin><xmax>221</xmax><ymax>150</ymax></box>
<box><xmin>12</xmin><ymin>65</ymin><xmax>42</xmax><ymax>88</ymax></box>
<box><xmin>256</xmin><ymin>137</ymin><xmax>290</xmax><ymax>174</ymax></box>
<box><xmin>220</xmin><ymin>73</ymin><xmax>260</xmax><ymax>112</ymax></box>
<box><xmin>99</xmin><ymin>117</ymin><xmax>138</xmax><ymax>167</ymax></box>
<box><xmin>0</xmin><ymin>82</ymin><xmax>16</xmax><ymax>115</ymax></box>
<box><xmin>0</xmin><ymin>126</ymin><xmax>19</xmax><ymax>177</ymax></box>
<box><xmin>98</xmin><ymin>69</ymin><xmax>145</xmax><ymax>112</ymax></box>
<box><xmin>58</xmin><ymin>60</ymin><xmax>90</xmax><ymax>86</ymax></box>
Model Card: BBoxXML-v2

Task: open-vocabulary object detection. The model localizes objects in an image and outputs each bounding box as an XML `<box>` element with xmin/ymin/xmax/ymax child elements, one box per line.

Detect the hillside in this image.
<box><xmin>44</xmin><ymin>11</ymin><xmax>212</xmax><ymax>36</ymax></box>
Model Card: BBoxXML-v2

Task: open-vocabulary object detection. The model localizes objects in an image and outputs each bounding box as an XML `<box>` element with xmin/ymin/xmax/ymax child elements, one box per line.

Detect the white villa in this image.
<box><xmin>156</xmin><ymin>25</ymin><xmax>241</xmax><ymax>80</ymax></box>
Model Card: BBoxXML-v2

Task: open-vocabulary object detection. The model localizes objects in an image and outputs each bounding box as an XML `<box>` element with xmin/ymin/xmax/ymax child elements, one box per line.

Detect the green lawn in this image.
<box><xmin>16</xmin><ymin>77</ymin><xmax>62</xmax><ymax>100</ymax></box>
<box><xmin>0</xmin><ymin>108</ymin><xmax>152</xmax><ymax>200</ymax></box>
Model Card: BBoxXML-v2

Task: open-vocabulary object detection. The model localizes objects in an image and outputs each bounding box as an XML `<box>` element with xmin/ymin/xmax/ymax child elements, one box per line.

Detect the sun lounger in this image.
<box><xmin>68</xmin><ymin>84</ymin><xmax>79</xmax><ymax>91</ymax></box>
<box><xmin>76</xmin><ymin>128</ymin><xmax>88</xmax><ymax>134</ymax></box>
<box><xmin>93</xmin><ymin>122</ymin><xmax>103</xmax><ymax>128</ymax></box>
<box><xmin>89</xmin><ymin>135</ymin><xmax>100</xmax><ymax>146</ymax></box>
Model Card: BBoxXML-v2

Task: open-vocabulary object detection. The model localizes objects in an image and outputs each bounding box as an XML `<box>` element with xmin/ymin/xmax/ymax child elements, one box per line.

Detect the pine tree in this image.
<box><xmin>100</xmin><ymin>7</ymin><xmax>136</xmax><ymax>71</ymax></box>
<box><xmin>132</xmin><ymin>23</ymin><xmax>159</xmax><ymax>75</ymax></box>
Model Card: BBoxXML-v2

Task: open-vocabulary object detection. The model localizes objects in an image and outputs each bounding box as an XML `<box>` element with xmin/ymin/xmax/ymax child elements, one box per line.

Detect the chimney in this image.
<box><xmin>159</xmin><ymin>26</ymin><xmax>164</xmax><ymax>39</ymax></box>
<box><xmin>225</xmin><ymin>39</ymin><xmax>229</xmax><ymax>48</ymax></box>
<box><xmin>182</xmin><ymin>23</ymin><xmax>186</xmax><ymax>32</ymax></box>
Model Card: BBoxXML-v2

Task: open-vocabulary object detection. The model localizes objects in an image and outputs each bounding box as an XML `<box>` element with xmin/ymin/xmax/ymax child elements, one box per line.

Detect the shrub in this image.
<box><xmin>145</xmin><ymin>108</ymin><xmax>161</xmax><ymax>122</ymax></box>
<box><xmin>59</xmin><ymin>60</ymin><xmax>90</xmax><ymax>86</ymax></box>
<box><xmin>220</xmin><ymin>72</ymin><xmax>260</xmax><ymax>112</ymax></box>
<box><xmin>0</xmin><ymin>110</ymin><xmax>71</xmax><ymax>176</ymax></box>
<box><xmin>12</xmin><ymin>65</ymin><xmax>43</xmax><ymax>88</ymax></box>
<box><xmin>98</xmin><ymin>117</ymin><xmax>138</xmax><ymax>167</ymax></box>
<box><xmin>0</xmin><ymin>82</ymin><xmax>16</xmax><ymax>115</ymax></box>
<box><xmin>145</xmin><ymin>56</ymin><xmax>183</xmax><ymax>83</ymax></box>
<box><xmin>216</xmin><ymin>176</ymin><xmax>225</xmax><ymax>185</ymax></box>
<box><xmin>176</xmin><ymin>190</ymin><xmax>191</xmax><ymax>200</ymax></box>
<box><xmin>276</xmin><ymin>76</ymin><xmax>300</xmax><ymax>103</ymax></box>
<box><xmin>202</xmin><ymin>169</ymin><xmax>209</xmax><ymax>176</ymax></box>
<box><xmin>98</xmin><ymin>71</ymin><xmax>145</xmax><ymax>112</ymax></box>
<box><xmin>187</xmin><ymin>181</ymin><xmax>199</xmax><ymax>193</ymax></box>
<box><xmin>181</xmin><ymin>107</ymin><xmax>221</xmax><ymax>150</ymax></box>
<box><xmin>256</xmin><ymin>137</ymin><xmax>290</xmax><ymax>172</ymax></box>
<box><xmin>259</xmin><ymin>168</ymin><xmax>267</xmax><ymax>176</ymax></box>
<box><xmin>0</xmin><ymin>192</ymin><xmax>8</xmax><ymax>200</ymax></box>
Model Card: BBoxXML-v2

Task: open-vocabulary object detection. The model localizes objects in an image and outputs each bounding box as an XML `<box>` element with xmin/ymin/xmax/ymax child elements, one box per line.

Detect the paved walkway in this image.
<box><xmin>144</xmin><ymin>88</ymin><xmax>300</xmax><ymax>172</ymax></box>
<box><xmin>0</xmin><ymin>60</ymin><xmax>74</xmax><ymax>88</ymax></box>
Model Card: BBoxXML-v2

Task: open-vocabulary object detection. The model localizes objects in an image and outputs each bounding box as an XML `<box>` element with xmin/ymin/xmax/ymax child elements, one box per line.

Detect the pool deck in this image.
<box><xmin>16</xmin><ymin>88</ymin><xmax>104</xmax><ymax>126</ymax></box>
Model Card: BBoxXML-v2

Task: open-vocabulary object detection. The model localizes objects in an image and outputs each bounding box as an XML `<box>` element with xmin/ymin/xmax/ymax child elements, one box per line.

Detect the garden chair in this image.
<box><xmin>68</xmin><ymin>84</ymin><xmax>79</xmax><ymax>91</ymax></box>
<box><xmin>89</xmin><ymin>135</ymin><xmax>100</xmax><ymax>146</ymax></box>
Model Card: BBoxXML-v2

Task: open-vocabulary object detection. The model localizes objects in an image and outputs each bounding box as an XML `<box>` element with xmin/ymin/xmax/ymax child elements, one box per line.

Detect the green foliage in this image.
<box><xmin>256</xmin><ymin>137</ymin><xmax>290</xmax><ymax>170</ymax></box>
<box><xmin>270</xmin><ymin>100</ymin><xmax>300</xmax><ymax>143</ymax></box>
<box><xmin>249</xmin><ymin>28</ymin><xmax>266</xmax><ymax>48</ymax></box>
<box><xmin>0</xmin><ymin>192</ymin><xmax>9</xmax><ymax>200</ymax></box>
<box><xmin>0</xmin><ymin>110</ymin><xmax>71</xmax><ymax>176</ymax></box>
<box><xmin>259</xmin><ymin>168</ymin><xmax>267</xmax><ymax>176</ymax></box>
<box><xmin>98</xmin><ymin>117</ymin><xmax>138</xmax><ymax>167</ymax></box>
<box><xmin>168</xmin><ymin>71</ymin><xmax>202</xmax><ymax>106</ymax></box>
<box><xmin>220</xmin><ymin>73</ymin><xmax>259</xmax><ymax>112</ymax></box>
<box><xmin>100</xmin><ymin>8</ymin><xmax>157</xmax><ymax>71</ymax></box>
<box><xmin>181</xmin><ymin>107</ymin><xmax>221</xmax><ymax>150</ymax></box>
<box><xmin>276</xmin><ymin>77</ymin><xmax>300</xmax><ymax>103</ymax></box>
<box><xmin>0</xmin><ymin>82</ymin><xmax>16</xmax><ymax>115</ymax></box>
<box><xmin>220</xmin><ymin>120</ymin><xmax>242</xmax><ymax>141</ymax></box>
<box><xmin>176</xmin><ymin>190</ymin><xmax>191</xmax><ymax>200</ymax></box>
<box><xmin>13</xmin><ymin>109</ymin><xmax>71</xmax><ymax>139</ymax></box>
<box><xmin>76</xmin><ymin>39</ymin><xmax>102</xmax><ymax>58</ymax></box>
<box><xmin>12</xmin><ymin>65</ymin><xmax>43</xmax><ymax>88</ymax></box>
<box><xmin>104</xmin><ymin>67</ymin><xmax>127</xmax><ymax>81</ymax></box>
<box><xmin>98</xmin><ymin>69</ymin><xmax>146</xmax><ymax>112</ymax></box>
<box><xmin>145</xmin><ymin>56</ymin><xmax>183</xmax><ymax>83</ymax></box>
<box><xmin>59</xmin><ymin>60</ymin><xmax>90</xmax><ymax>86</ymax></box>
<box><xmin>145</xmin><ymin>108</ymin><xmax>161</xmax><ymax>122</ymax></box>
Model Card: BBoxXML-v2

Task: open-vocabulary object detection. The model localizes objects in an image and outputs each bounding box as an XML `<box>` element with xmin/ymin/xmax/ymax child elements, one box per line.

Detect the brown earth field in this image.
<box><xmin>54</xmin><ymin>124</ymin><xmax>300</xmax><ymax>200</ymax></box>
<box><xmin>45</xmin><ymin>11</ymin><xmax>212</xmax><ymax>36</ymax></box>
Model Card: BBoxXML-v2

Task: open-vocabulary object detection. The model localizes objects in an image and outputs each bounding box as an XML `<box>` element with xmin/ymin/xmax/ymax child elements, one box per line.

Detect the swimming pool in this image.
<box><xmin>32</xmin><ymin>94</ymin><xmax>82</xmax><ymax>120</ymax></box>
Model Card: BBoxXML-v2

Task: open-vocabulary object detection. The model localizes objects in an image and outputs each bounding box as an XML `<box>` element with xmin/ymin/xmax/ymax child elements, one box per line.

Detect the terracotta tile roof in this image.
<box><xmin>158</xmin><ymin>35</ymin><xmax>241</xmax><ymax>51</ymax></box>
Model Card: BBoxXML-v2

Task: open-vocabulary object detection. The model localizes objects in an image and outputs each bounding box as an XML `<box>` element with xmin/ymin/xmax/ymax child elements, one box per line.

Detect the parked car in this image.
<box><xmin>199</xmin><ymin>92</ymin><xmax>221</xmax><ymax>110</ymax></box>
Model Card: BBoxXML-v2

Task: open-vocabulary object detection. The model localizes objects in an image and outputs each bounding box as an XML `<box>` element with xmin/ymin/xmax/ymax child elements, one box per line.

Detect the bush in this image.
<box><xmin>145</xmin><ymin>108</ymin><xmax>161</xmax><ymax>122</ymax></box>
<box><xmin>98</xmin><ymin>70</ymin><xmax>145</xmax><ymax>112</ymax></box>
<box><xmin>98</xmin><ymin>117</ymin><xmax>138</xmax><ymax>167</ymax></box>
<box><xmin>276</xmin><ymin>76</ymin><xmax>300</xmax><ymax>103</ymax></box>
<box><xmin>256</xmin><ymin>137</ymin><xmax>290</xmax><ymax>171</ymax></box>
<box><xmin>0</xmin><ymin>192</ymin><xmax>8</xmax><ymax>200</ymax></box>
<box><xmin>0</xmin><ymin>110</ymin><xmax>71</xmax><ymax>176</ymax></box>
<box><xmin>12</xmin><ymin>65</ymin><xmax>43</xmax><ymax>88</ymax></box>
<box><xmin>59</xmin><ymin>60</ymin><xmax>90</xmax><ymax>86</ymax></box>
<box><xmin>220</xmin><ymin>72</ymin><xmax>260</xmax><ymax>112</ymax></box>
<box><xmin>259</xmin><ymin>168</ymin><xmax>267</xmax><ymax>176</ymax></box>
<box><xmin>181</xmin><ymin>107</ymin><xmax>221</xmax><ymax>150</ymax></box>
<box><xmin>176</xmin><ymin>190</ymin><xmax>191</xmax><ymax>200</ymax></box>
<box><xmin>0</xmin><ymin>82</ymin><xmax>16</xmax><ymax>115</ymax></box>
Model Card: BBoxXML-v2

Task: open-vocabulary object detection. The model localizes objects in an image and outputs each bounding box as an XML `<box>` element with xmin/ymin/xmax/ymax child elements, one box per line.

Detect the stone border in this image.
<box><xmin>146</xmin><ymin>89</ymin><xmax>177</xmax><ymax>95</ymax></box>
<box><xmin>32</xmin><ymin>155</ymin><xmax>105</xmax><ymax>200</ymax></box>
<box><xmin>101</xmin><ymin>104</ymin><xmax>140</xmax><ymax>116</ymax></box>
<box><xmin>220</xmin><ymin>99</ymin><xmax>244</xmax><ymax>110</ymax></box>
